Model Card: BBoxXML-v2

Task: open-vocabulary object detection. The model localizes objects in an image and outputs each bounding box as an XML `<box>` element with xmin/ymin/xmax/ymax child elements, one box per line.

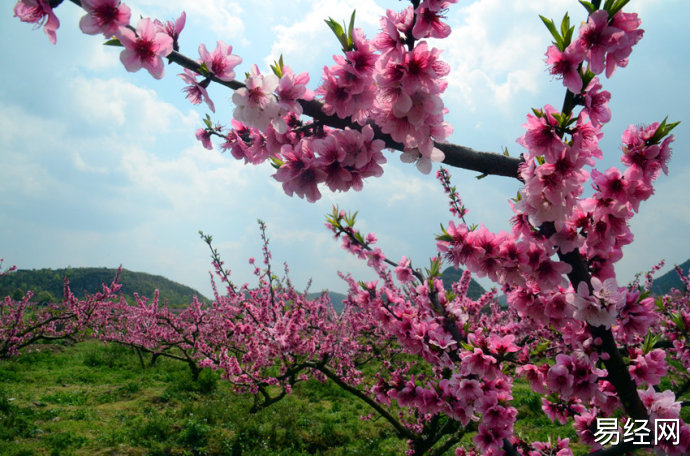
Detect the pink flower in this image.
<box><xmin>198</xmin><ymin>40</ymin><xmax>241</xmax><ymax>82</ymax></box>
<box><xmin>273</xmin><ymin>142</ymin><xmax>327</xmax><ymax>203</ymax></box>
<box><xmin>486</xmin><ymin>334</ymin><xmax>519</xmax><ymax>356</ymax></box>
<box><xmin>616</xmin><ymin>291</ymin><xmax>657</xmax><ymax>342</ymax></box>
<box><xmin>275</xmin><ymin>66</ymin><xmax>313</xmax><ymax>116</ymax></box>
<box><xmin>591</xmin><ymin>167</ymin><xmax>628</xmax><ymax>211</ymax></box>
<box><xmin>546</xmin><ymin>43</ymin><xmax>585</xmax><ymax>93</ymax></box>
<box><xmin>312</xmin><ymin>135</ymin><xmax>351</xmax><ymax>192</ymax></box>
<box><xmin>373</xmin><ymin>8</ymin><xmax>411</xmax><ymax>66</ymax></box>
<box><xmin>154</xmin><ymin>11</ymin><xmax>185</xmax><ymax>50</ymax></box>
<box><xmin>639</xmin><ymin>387</ymin><xmax>681</xmax><ymax>421</ymax></box>
<box><xmin>195</xmin><ymin>128</ymin><xmax>213</xmax><ymax>150</ymax></box>
<box><xmin>518</xmin><ymin>105</ymin><xmax>565</xmax><ymax>162</ymax></box>
<box><xmin>630</xmin><ymin>349</ymin><xmax>667</xmax><ymax>386</ymax></box>
<box><xmin>583</xmin><ymin>78</ymin><xmax>611</xmax><ymax>127</ymax></box>
<box><xmin>178</xmin><ymin>69</ymin><xmax>215</xmax><ymax>112</ymax></box>
<box><xmin>546</xmin><ymin>362</ymin><xmax>573</xmax><ymax>398</ymax></box>
<box><xmin>315</xmin><ymin>30</ymin><xmax>377</xmax><ymax>126</ymax></box>
<box><xmin>79</xmin><ymin>0</ymin><xmax>131</xmax><ymax>37</ymax></box>
<box><xmin>399</xmin><ymin>41</ymin><xmax>450</xmax><ymax>93</ymax></box>
<box><xmin>13</xmin><ymin>0</ymin><xmax>59</xmax><ymax>45</ymax></box>
<box><xmin>573</xmin><ymin>409</ymin><xmax>600</xmax><ymax>447</ymax></box>
<box><xmin>233</xmin><ymin>64</ymin><xmax>281</xmax><ymax>131</ymax></box>
<box><xmin>461</xmin><ymin>348</ymin><xmax>498</xmax><ymax>380</ymax></box>
<box><xmin>394</xmin><ymin>257</ymin><xmax>414</xmax><ymax>283</ymax></box>
<box><xmin>576</xmin><ymin>10</ymin><xmax>621</xmax><ymax>75</ymax></box>
<box><xmin>118</xmin><ymin>18</ymin><xmax>173</xmax><ymax>79</ymax></box>
<box><xmin>606</xmin><ymin>11</ymin><xmax>643</xmax><ymax>78</ymax></box>
<box><xmin>518</xmin><ymin>364</ymin><xmax>547</xmax><ymax>394</ymax></box>
<box><xmin>412</xmin><ymin>5</ymin><xmax>451</xmax><ymax>40</ymax></box>
<box><xmin>567</xmin><ymin>278</ymin><xmax>623</xmax><ymax>328</ymax></box>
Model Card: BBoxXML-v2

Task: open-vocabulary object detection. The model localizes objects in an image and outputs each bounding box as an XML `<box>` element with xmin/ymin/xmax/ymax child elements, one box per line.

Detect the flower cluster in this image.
<box><xmin>372</xmin><ymin>5</ymin><xmax>453</xmax><ymax>172</ymax></box>
<box><xmin>0</xmin><ymin>270</ymin><xmax>123</xmax><ymax>359</ymax></box>
<box><xmin>316</xmin><ymin>28</ymin><xmax>377</xmax><ymax>125</ymax></box>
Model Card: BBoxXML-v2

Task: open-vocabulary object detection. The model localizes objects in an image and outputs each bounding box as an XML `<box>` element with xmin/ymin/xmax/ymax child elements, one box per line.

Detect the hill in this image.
<box><xmin>651</xmin><ymin>259</ymin><xmax>690</xmax><ymax>295</ymax></box>
<box><xmin>0</xmin><ymin>267</ymin><xmax>208</xmax><ymax>308</ymax></box>
<box><xmin>307</xmin><ymin>290</ymin><xmax>346</xmax><ymax>313</ymax></box>
<box><xmin>440</xmin><ymin>266</ymin><xmax>487</xmax><ymax>300</ymax></box>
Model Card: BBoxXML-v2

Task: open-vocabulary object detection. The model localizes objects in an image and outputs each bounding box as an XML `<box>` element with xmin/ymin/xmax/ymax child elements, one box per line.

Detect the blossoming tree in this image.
<box><xmin>9</xmin><ymin>0</ymin><xmax>690</xmax><ymax>454</ymax></box>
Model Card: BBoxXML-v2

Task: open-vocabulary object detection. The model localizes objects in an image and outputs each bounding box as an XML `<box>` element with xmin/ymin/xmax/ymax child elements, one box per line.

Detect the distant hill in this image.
<box><xmin>440</xmin><ymin>267</ymin><xmax>487</xmax><ymax>300</ymax></box>
<box><xmin>651</xmin><ymin>259</ymin><xmax>690</xmax><ymax>295</ymax></box>
<box><xmin>0</xmin><ymin>267</ymin><xmax>208</xmax><ymax>308</ymax></box>
<box><xmin>307</xmin><ymin>291</ymin><xmax>346</xmax><ymax>314</ymax></box>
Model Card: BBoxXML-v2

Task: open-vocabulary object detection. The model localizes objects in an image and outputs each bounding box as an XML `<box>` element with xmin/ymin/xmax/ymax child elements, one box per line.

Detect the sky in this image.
<box><xmin>0</xmin><ymin>0</ymin><xmax>688</xmax><ymax>299</ymax></box>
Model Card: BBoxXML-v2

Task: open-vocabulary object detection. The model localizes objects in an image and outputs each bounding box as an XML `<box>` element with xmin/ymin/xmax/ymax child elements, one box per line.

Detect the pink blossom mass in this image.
<box><xmin>117</xmin><ymin>17</ymin><xmax>173</xmax><ymax>79</ymax></box>
<box><xmin>79</xmin><ymin>0</ymin><xmax>131</xmax><ymax>37</ymax></box>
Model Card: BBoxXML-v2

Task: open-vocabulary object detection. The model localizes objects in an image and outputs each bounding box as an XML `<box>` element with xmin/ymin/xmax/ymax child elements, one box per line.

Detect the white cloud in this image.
<box><xmin>442</xmin><ymin>0</ymin><xmax>575</xmax><ymax>111</ymax></box>
<box><xmin>134</xmin><ymin>0</ymin><xmax>245</xmax><ymax>40</ymax></box>
<box><xmin>266</xmin><ymin>0</ymin><xmax>384</xmax><ymax>69</ymax></box>
<box><xmin>68</xmin><ymin>76</ymin><xmax>197</xmax><ymax>136</ymax></box>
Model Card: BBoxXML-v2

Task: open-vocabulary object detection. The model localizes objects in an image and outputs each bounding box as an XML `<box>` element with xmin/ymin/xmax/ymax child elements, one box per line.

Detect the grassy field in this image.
<box><xmin>0</xmin><ymin>340</ymin><xmax>590</xmax><ymax>455</ymax></box>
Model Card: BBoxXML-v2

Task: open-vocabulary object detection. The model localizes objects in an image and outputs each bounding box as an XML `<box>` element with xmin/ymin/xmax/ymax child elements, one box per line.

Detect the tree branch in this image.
<box><xmin>64</xmin><ymin>0</ymin><xmax>522</xmax><ymax>179</ymax></box>
<box><xmin>314</xmin><ymin>364</ymin><xmax>416</xmax><ymax>440</ymax></box>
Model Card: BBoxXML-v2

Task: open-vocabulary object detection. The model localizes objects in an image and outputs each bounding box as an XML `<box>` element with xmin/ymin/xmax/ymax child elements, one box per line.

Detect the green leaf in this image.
<box><xmin>269</xmin><ymin>156</ymin><xmax>284</xmax><ymax>169</ymax></box>
<box><xmin>103</xmin><ymin>38</ymin><xmax>123</xmax><ymax>47</ymax></box>
<box><xmin>560</xmin><ymin>14</ymin><xmax>575</xmax><ymax>48</ymax></box>
<box><xmin>608</xmin><ymin>0</ymin><xmax>631</xmax><ymax>18</ymax></box>
<box><xmin>348</xmin><ymin>10</ymin><xmax>356</xmax><ymax>43</ymax></box>
<box><xmin>581</xmin><ymin>69</ymin><xmax>596</xmax><ymax>89</ymax></box>
<box><xmin>325</xmin><ymin>17</ymin><xmax>344</xmax><ymax>39</ymax></box>
<box><xmin>654</xmin><ymin>296</ymin><xmax>665</xmax><ymax>312</ymax></box>
<box><xmin>270</xmin><ymin>54</ymin><xmax>284</xmax><ymax>78</ymax></box>
<box><xmin>647</xmin><ymin>117</ymin><xmax>680</xmax><ymax>145</ymax></box>
<box><xmin>671</xmin><ymin>312</ymin><xmax>686</xmax><ymax>331</ymax></box>
<box><xmin>532</xmin><ymin>341</ymin><xmax>550</xmax><ymax>356</ymax></box>
<box><xmin>642</xmin><ymin>332</ymin><xmax>662</xmax><ymax>354</ymax></box>
<box><xmin>198</xmin><ymin>62</ymin><xmax>210</xmax><ymax>76</ymax></box>
<box><xmin>539</xmin><ymin>15</ymin><xmax>563</xmax><ymax>50</ymax></box>
<box><xmin>203</xmin><ymin>114</ymin><xmax>213</xmax><ymax>129</ymax></box>
<box><xmin>579</xmin><ymin>1</ymin><xmax>597</xmax><ymax>14</ymax></box>
<box><xmin>427</xmin><ymin>258</ymin><xmax>441</xmax><ymax>278</ymax></box>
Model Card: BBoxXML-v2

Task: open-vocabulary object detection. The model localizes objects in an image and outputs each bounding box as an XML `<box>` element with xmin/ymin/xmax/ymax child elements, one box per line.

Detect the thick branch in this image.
<box><xmin>298</xmin><ymin>98</ymin><xmax>522</xmax><ymax>178</ymax></box>
<box><xmin>542</xmin><ymin>222</ymin><xmax>648</xmax><ymax>421</ymax></box>
<box><xmin>66</xmin><ymin>0</ymin><xmax>522</xmax><ymax>180</ymax></box>
<box><xmin>314</xmin><ymin>364</ymin><xmax>416</xmax><ymax>440</ymax></box>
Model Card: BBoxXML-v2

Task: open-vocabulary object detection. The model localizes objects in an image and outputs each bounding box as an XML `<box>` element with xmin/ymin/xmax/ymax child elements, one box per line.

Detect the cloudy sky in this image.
<box><xmin>1</xmin><ymin>0</ymin><xmax>688</xmax><ymax>299</ymax></box>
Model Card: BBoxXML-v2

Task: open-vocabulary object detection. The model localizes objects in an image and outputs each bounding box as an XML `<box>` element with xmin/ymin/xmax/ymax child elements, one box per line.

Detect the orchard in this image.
<box><xmin>1</xmin><ymin>0</ymin><xmax>689</xmax><ymax>455</ymax></box>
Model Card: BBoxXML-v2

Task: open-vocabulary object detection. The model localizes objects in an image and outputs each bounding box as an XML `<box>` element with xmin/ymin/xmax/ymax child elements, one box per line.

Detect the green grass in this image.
<box><xmin>0</xmin><ymin>341</ymin><xmax>598</xmax><ymax>455</ymax></box>
<box><xmin>0</xmin><ymin>341</ymin><xmax>405</xmax><ymax>455</ymax></box>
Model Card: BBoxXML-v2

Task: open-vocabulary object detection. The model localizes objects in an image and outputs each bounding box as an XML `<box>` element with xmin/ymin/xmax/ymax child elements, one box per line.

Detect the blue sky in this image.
<box><xmin>0</xmin><ymin>0</ymin><xmax>688</xmax><ymax>298</ymax></box>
